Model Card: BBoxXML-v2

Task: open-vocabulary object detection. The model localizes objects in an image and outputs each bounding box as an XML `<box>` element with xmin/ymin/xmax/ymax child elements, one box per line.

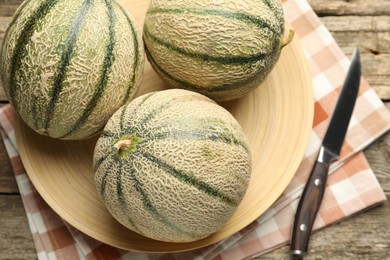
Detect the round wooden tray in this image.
<box><xmin>15</xmin><ymin>0</ymin><xmax>314</xmax><ymax>253</ymax></box>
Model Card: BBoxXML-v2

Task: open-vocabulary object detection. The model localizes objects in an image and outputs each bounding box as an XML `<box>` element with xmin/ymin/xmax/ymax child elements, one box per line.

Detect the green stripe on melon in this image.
<box><xmin>143</xmin><ymin>0</ymin><xmax>293</xmax><ymax>101</ymax></box>
<box><xmin>59</xmin><ymin>0</ymin><xmax>116</xmax><ymax>138</ymax></box>
<box><xmin>93</xmin><ymin>89</ymin><xmax>252</xmax><ymax>242</ymax></box>
<box><xmin>0</xmin><ymin>0</ymin><xmax>144</xmax><ymax>140</ymax></box>
<box><xmin>44</xmin><ymin>0</ymin><xmax>92</xmax><ymax>132</ymax></box>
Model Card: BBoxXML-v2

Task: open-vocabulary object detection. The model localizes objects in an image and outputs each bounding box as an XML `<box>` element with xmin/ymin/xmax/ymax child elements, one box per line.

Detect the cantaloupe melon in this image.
<box><xmin>0</xmin><ymin>0</ymin><xmax>144</xmax><ymax>139</ymax></box>
<box><xmin>93</xmin><ymin>89</ymin><xmax>252</xmax><ymax>242</ymax></box>
<box><xmin>143</xmin><ymin>0</ymin><xmax>293</xmax><ymax>101</ymax></box>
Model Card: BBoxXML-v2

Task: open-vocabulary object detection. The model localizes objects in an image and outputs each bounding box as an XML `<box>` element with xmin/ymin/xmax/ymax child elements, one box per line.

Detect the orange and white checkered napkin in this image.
<box><xmin>1</xmin><ymin>0</ymin><xmax>390</xmax><ymax>259</ymax></box>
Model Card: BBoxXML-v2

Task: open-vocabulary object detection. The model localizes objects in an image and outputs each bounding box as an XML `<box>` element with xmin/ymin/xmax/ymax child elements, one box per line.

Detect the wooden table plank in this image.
<box><xmin>308</xmin><ymin>0</ymin><xmax>390</xmax><ymax>16</ymax></box>
<box><xmin>0</xmin><ymin>195</ymin><xmax>37</xmax><ymax>259</ymax></box>
<box><xmin>0</xmin><ymin>123</ymin><xmax>19</xmax><ymax>193</ymax></box>
<box><xmin>0</xmin><ymin>0</ymin><xmax>22</xmax><ymax>17</ymax></box>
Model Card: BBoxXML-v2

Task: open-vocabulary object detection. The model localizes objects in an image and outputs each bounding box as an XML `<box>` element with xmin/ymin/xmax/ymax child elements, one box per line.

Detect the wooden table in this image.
<box><xmin>1</xmin><ymin>0</ymin><xmax>389</xmax><ymax>259</ymax></box>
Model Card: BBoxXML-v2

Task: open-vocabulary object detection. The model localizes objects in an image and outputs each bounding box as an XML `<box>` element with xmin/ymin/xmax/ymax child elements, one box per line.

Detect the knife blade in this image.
<box><xmin>290</xmin><ymin>48</ymin><xmax>361</xmax><ymax>258</ymax></box>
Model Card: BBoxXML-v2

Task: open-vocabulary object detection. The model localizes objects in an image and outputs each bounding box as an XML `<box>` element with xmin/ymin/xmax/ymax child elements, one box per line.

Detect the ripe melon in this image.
<box><xmin>0</xmin><ymin>0</ymin><xmax>144</xmax><ymax>140</ymax></box>
<box><xmin>143</xmin><ymin>0</ymin><xmax>293</xmax><ymax>101</ymax></box>
<box><xmin>93</xmin><ymin>89</ymin><xmax>252</xmax><ymax>242</ymax></box>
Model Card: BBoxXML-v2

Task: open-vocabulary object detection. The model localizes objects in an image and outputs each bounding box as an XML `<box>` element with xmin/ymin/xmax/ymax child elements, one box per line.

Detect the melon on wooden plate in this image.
<box><xmin>93</xmin><ymin>89</ymin><xmax>252</xmax><ymax>242</ymax></box>
<box><xmin>0</xmin><ymin>0</ymin><xmax>144</xmax><ymax>140</ymax></box>
<box><xmin>143</xmin><ymin>0</ymin><xmax>294</xmax><ymax>101</ymax></box>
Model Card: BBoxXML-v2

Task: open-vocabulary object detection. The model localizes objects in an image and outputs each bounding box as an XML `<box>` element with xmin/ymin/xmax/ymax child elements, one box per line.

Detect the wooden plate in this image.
<box><xmin>15</xmin><ymin>0</ymin><xmax>313</xmax><ymax>253</ymax></box>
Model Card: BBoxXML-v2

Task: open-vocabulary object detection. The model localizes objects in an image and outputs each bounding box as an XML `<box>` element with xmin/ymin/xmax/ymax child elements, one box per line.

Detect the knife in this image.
<box><xmin>290</xmin><ymin>48</ymin><xmax>361</xmax><ymax>258</ymax></box>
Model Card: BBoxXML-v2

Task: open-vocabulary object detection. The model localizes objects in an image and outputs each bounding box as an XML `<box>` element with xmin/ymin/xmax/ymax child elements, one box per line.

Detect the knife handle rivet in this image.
<box><xmin>300</xmin><ymin>224</ymin><xmax>307</xmax><ymax>232</ymax></box>
<box><xmin>314</xmin><ymin>178</ymin><xmax>322</xmax><ymax>186</ymax></box>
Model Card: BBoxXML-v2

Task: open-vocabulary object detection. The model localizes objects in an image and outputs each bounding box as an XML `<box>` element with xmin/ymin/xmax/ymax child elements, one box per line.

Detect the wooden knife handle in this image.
<box><xmin>290</xmin><ymin>160</ymin><xmax>329</xmax><ymax>257</ymax></box>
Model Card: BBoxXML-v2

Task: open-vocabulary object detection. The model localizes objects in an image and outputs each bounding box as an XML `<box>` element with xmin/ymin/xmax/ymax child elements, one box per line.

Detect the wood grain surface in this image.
<box><xmin>0</xmin><ymin>0</ymin><xmax>389</xmax><ymax>259</ymax></box>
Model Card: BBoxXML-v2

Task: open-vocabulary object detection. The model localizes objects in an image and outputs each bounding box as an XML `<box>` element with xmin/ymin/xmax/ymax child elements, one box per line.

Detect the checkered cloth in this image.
<box><xmin>1</xmin><ymin>0</ymin><xmax>390</xmax><ymax>259</ymax></box>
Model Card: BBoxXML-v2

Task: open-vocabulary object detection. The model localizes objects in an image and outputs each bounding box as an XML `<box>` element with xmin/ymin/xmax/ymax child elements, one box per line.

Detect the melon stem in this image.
<box><xmin>114</xmin><ymin>133</ymin><xmax>143</xmax><ymax>158</ymax></box>
<box><xmin>280</xmin><ymin>29</ymin><xmax>295</xmax><ymax>49</ymax></box>
<box><xmin>114</xmin><ymin>139</ymin><xmax>133</xmax><ymax>151</ymax></box>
